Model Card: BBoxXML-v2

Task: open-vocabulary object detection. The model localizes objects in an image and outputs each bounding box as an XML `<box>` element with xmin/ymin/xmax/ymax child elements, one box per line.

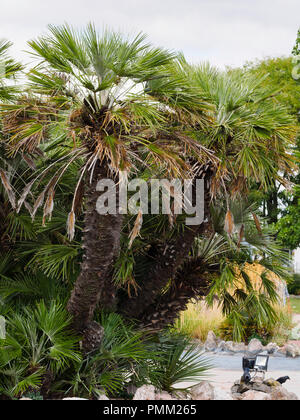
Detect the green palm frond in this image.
<box><xmin>144</xmin><ymin>334</ymin><xmax>213</xmax><ymax>392</ymax></box>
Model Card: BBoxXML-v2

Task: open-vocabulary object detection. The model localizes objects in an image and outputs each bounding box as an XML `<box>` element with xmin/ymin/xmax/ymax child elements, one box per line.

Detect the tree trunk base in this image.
<box><xmin>81</xmin><ymin>321</ymin><xmax>104</xmax><ymax>354</ymax></box>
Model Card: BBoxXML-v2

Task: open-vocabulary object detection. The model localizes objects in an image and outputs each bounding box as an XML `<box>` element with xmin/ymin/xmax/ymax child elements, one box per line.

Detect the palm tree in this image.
<box><xmin>0</xmin><ymin>40</ymin><xmax>23</xmax><ymax>251</ymax></box>
<box><xmin>0</xmin><ymin>25</ymin><xmax>214</xmax><ymax>351</ymax></box>
<box><xmin>130</xmin><ymin>198</ymin><xmax>290</xmax><ymax>332</ymax></box>
<box><xmin>116</xmin><ymin>62</ymin><xmax>297</xmax><ymax>327</ymax></box>
<box><xmin>0</xmin><ymin>29</ymin><xmax>297</xmax><ymax>351</ymax></box>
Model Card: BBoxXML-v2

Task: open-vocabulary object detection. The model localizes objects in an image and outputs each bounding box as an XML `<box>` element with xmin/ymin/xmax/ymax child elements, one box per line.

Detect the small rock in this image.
<box><xmin>19</xmin><ymin>397</ymin><xmax>32</xmax><ymax>400</ymax></box>
<box><xmin>98</xmin><ymin>394</ymin><xmax>109</xmax><ymax>400</ymax></box>
<box><xmin>269</xmin><ymin>387</ymin><xmax>298</xmax><ymax>400</ymax></box>
<box><xmin>62</xmin><ymin>397</ymin><xmax>88</xmax><ymax>400</ymax></box>
<box><xmin>190</xmin><ymin>381</ymin><xmax>215</xmax><ymax>400</ymax></box>
<box><xmin>247</xmin><ymin>338</ymin><xmax>263</xmax><ymax>354</ymax></box>
<box><xmin>133</xmin><ymin>385</ymin><xmax>156</xmax><ymax>400</ymax></box>
<box><xmin>155</xmin><ymin>391</ymin><xmax>174</xmax><ymax>400</ymax></box>
<box><xmin>241</xmin><ymin>390</ymin><xmax>271</xmax><ymax>400</ymax></box>
<box><xmin>173</xmin><ymin>391</ymin><xmax>191</xmax><ymax>400</ymax></box>
<box><xmin>204</xmin><ymin>331</ymin><xmax>218</xmax><ymax>351</ymax></box>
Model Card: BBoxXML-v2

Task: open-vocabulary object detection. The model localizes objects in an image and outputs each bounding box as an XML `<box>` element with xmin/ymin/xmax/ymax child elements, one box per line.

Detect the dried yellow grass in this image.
<box><xmin>174</xmin><ymin>300</ymin><xmax>224</xmax><ymax>342</ymax></box>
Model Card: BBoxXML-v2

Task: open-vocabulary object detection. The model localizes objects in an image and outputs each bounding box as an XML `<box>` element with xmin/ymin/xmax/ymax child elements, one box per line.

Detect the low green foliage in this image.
<box><xmin>288</xmin><ymin>274</ymin><xmax>300</xmax><ymax>296</ymax></box>
<box><xmin>0</xmin><ymin>305</ymin><xmax>213</xmax><ymax>399</ymax></box>
<box><xmin>0</xmin><ymin>301</ymin><xmax>81</xmax><ymax>398</ymax></box>
<box><xmin>219</xmin><ymin>304</ymin><xmax>293</xmax><ymax>346</ymax></box>
<box><xmin>140</xmin><ymin>334</ymin><xmax>213</xmax><ymax>392</ymax></box>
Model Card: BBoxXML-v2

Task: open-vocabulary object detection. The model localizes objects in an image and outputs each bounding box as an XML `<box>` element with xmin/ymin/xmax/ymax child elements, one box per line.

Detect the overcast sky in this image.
<box><xmin>0</xmin><ymin>0</ymin><xmax>299</xmax><ymax>69</ymax></box>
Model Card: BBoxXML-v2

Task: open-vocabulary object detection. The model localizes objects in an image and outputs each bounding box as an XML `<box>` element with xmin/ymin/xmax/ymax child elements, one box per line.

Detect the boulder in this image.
<box><xmin>173</xmin><ymin>391</ymin><xmax>191</xmax><ymax>400</ymax></box>
<box><xmin>190</xmin><ymin>381</ymin><xmax>215</xmax><ymax>400</ymax></box>
<box><xmin>214</xmin><ymin>388</ymin><xmax>233</xmax><ymax>400</ymax></box>
<box><xmin>285</xmin><ymin>343</ymin><xmax>300</xmax><ymax>358</ymax></box>
<box><xmin>269</xmin><ymin>387</ymin><xmax>298</xmax><ymax>400</ymax></box>
<box><xmin>232</xmin><ymin>377</ymin><xmax>276</xmax><ymax>396</ymax></box>
<box><xmin>265</xmin><ymin>342</ymin><xmax>279</xmax><ymax>354</ymax></box>
<box><xmin>224</xmin><ymin>341</ymin><xmax>235</xmax><ymax>352</ymax></box>
<box><xmin>232</xmin><ymin>342</ymin><xmax>247</xmax><ymax>353</ymax></box>
<box><xmin>251</xmin><ymin>383</ymin><xmax>272</xmax><ymax>394</ymax></box>
<box><xmin>133</xmin><ymin>385</ymin><xmax>156</xmax><ymax>400</ymax></box>
<box><xmin>155</xmin><ymin>391</ymin><xmax>174</xmax><ymax>400</ymax></box>
<box><xmin>241</xmin><ymin>390</ymin><xmax>271</xmax><ymax>400</ymax></box>
<box><xmin>98</xmin><ymin>394</ymin><xmax>109</xmax><ymax>400</ymax></box>
<box><xmin>263</xmin><ymin>378</ymin><xmax>281</xmax><ymax>388</ymax></box>
<box><xmin>216</xmin><ymin>340</ymin><xmax>226</xmax><ymax>352</ymax></box>
<box><xmin>204</xmin><ymin>331</ymin><xmax>218</xmax><ymax>351</ymax></box>
<box><xmin>232</xmin><ymin>393</ymin><xmax>243</xmax><ymax>400</ymax></box>
<box><xmin>237</xmin><ymin>383</ymin><xmax>251</xmax><ymax>394</ymax></box>
<box><xmin>247</xmin><ymin>338</ymin><xmax>263</xmax><ymax>354</ymax></box>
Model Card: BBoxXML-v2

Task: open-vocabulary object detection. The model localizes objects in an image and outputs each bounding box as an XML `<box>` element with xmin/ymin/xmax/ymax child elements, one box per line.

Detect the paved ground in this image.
<box><xmin>176</xmin><ymin>352</ymin><xmax>300</xmax><ymax>398</ymax></box>
<box><xmin>204</xmin><ymin>313</ymin><xmax>300</xmax><ymax>398</ymax></box>
<box><xmin>176</xmin><ymin>312</ymin><xmax>300</xmax><ymax>398</ymax></box>
<box><xmin>205</xmin><ymin>353</ymin><xmax>300</xmax><ymax>398</ymax></box>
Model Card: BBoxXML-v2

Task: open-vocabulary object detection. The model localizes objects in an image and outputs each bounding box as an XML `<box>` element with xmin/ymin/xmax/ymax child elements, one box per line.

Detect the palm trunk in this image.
<box><xmin>138</xmin><ymin>258</ymin><xmax>211</xmax><ymax>330</ymax></box>
<box><xmin>67</xmin><ymin>161</ymin><xmax>122</xmax><ymax>352</ymax></box>
<box><xmin>119</xmin><ymin>168</ymin><xmax>213</xmax><ymax>320</ymax></box>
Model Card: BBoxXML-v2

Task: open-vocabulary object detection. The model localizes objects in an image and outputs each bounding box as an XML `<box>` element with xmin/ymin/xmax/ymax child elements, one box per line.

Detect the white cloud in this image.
<box><xmin>0</xmin><ymin>0</ymin><xmax>299</xmax><ymax>68</ymax></box>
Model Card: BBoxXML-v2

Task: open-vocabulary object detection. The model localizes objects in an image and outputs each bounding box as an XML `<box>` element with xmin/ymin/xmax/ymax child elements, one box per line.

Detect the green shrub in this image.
<box><xmin>0</xmin><ymin>301</ymin><xmax>81</xmax><ymax>399</ymax></box>
<box><xmin>219</xmin><ymin>304</ymin><xmax>293</xmax><ymax>345</ymax></box>
<box><xmin>288</xmin><ymin>274</ymin><xmax>300</xmax><ymax>295</ymax></box>
<box><xmin>138</xmin><ymin>334</ymin><xmax>213</xmax><ymax>392</ymax></box>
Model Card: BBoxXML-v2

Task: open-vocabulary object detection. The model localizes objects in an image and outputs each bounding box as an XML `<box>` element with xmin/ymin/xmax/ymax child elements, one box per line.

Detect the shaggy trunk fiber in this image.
<box><xmin>120</xmin><ymin>168</ymin><xmax>213</xmax><ymax>321</ymax></box>
<box><xmin>138</xmin><ymin>258</ymin><xmax>211</xmax><ymax>330</ymax></box>
<box><xmin>67</xmin><ymin>161</ymin><xmax>122</xmax><ymax>352</ymax></box>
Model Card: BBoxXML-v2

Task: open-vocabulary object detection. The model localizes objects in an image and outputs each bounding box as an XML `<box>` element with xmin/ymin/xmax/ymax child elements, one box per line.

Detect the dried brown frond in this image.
<box><xmin>0</xmin><ymin>169</ymin><xmax>16</xmax><ymax>209</ymax></box>
<box><xmin>224</xmin><ymin>209</ymin><xmax>235</xmax><ymax>236</ymax></box>
<box><xmin>252</xmin><ymin>213</ymin><xmax>262</xmax><ymax>235</ymax></box>
<box><xmin>32</xmin><ymin>191</ymin><xmax>45</xmax><ymax>221</ymax></box>
<box><xmin>42</xmin><ymin>188</ymin><xmax>55</xmax><ymax>226</ymax></box>
<box><xmin>128</xmin><ymin>209</ymin><xmax>143</xmax><ymax>249</ymax></box>
<box><xmin>237</xmin><ymin>224</ymin><xmax>245</xmax><ymax>250</ymax></box>
<box><xmin>67</xmin><ymin>210</ymin><xmax>76</xmax><ymax>241</ymax></box>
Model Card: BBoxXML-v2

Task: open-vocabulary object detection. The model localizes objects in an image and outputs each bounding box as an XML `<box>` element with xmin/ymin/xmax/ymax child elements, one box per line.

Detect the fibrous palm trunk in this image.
<box><xmin>67</xmin><ymin>161</ymin><xmax>122</xmax><ymax>352</ymax></box>
<box><xmin>138</xmin><ymin>258</ymin><xmax>211</xmax><ymax>330</ymax></box>
<box><xmin>119</xmin><ymin>166</ymin><xmax>213</xmax><ymax>323</ymax></box>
